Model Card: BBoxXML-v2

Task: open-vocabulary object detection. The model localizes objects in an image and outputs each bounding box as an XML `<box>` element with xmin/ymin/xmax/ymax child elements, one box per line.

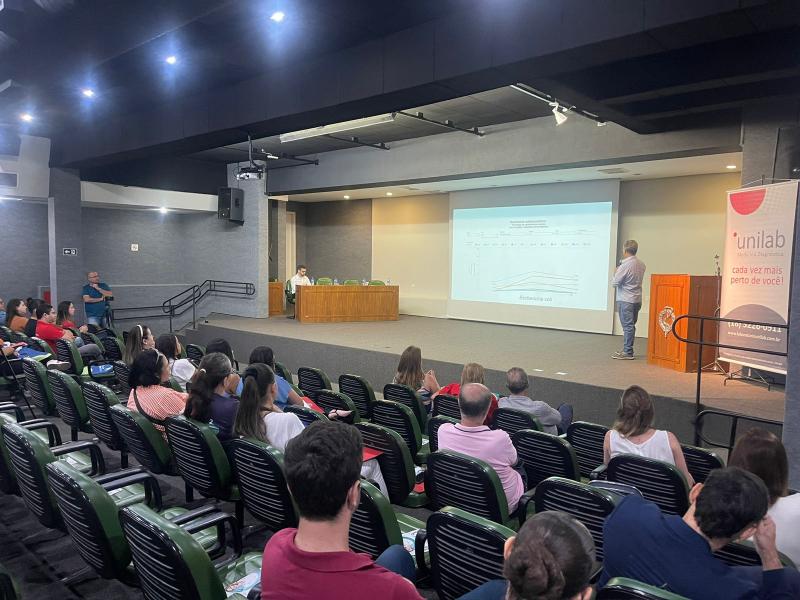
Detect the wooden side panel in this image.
<box><xmin>268</xmin><ymin>281</ymin><xmax>284</xmax><ymax>316</ymax></box>
<box><xmin>296</xmin><ymin>286</ymin><xmax>400</xmax><ymax>323</ymax></box>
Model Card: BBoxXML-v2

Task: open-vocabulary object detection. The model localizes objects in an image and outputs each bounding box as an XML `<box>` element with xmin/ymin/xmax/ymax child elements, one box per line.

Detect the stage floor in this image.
<box><xmin>193</xmin><ymin>313</ymin><xmax>785</xmax><ymax>424</ymax></box>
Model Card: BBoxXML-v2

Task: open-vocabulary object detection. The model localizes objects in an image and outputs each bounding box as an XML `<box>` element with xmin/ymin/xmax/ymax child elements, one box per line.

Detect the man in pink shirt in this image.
<box><xmin>437</xmin><ymin>383</ymin><xmax>525</xmax><ymax>514</ymax></box>
<box><xmin>261</xmin><ymin>421</ymin><xmax>422</xmax><ymax>600</ymax></box>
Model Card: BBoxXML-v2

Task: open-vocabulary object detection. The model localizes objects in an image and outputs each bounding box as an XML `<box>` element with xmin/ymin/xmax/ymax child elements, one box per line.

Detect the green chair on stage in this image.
<box><xmin>368</xmin><ymin>280</ymin><xmax>385</xmax><ymax>286</ymax></box>
<box><xmin>343</xmin><ymin>279</ymin><xmax>360</xmax><ymax>286</ymax></box>
<box><xmin>315</xmin><ymin>277</ymin><xmax>333</xmax><ymax>286</ymax></box>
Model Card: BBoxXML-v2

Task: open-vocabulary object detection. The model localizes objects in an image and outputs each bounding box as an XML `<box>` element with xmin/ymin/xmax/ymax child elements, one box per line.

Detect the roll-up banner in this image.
<box><xmin>719</xmin><ymin>181</ymin><xmax>798</xmax><ymax>374</ymax></box>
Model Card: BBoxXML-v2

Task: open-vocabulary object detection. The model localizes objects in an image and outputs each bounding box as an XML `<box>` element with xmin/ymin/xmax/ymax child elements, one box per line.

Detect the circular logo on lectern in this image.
<box><xmin>658</xmin><ymin>306</ymin><xmax>676</xmax><ymax>337</ymax></box>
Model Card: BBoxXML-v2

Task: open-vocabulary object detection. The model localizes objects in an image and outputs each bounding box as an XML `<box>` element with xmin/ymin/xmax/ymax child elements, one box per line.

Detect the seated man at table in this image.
<box><xmin>289</xmin><ymin>264</ymin><xmax>310</xmax><ymax>293</ymax></box>
<box><xmin>261</xmin><ymin>421</ymin><xmax>420</xmax><ymax>599</ymax></box>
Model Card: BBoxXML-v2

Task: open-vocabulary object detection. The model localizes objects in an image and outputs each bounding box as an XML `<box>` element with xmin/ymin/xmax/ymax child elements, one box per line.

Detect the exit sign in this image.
<box><xmin>62</xmin><ymin>248</ymin><xmax>77</xmax><ymax>256</ymax></box>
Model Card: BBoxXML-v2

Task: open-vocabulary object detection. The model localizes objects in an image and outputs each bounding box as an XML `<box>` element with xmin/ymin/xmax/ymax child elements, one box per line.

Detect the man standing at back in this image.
<box><xmin>611</xmin><ymin>239</ymin><xmax>646</xmax><ymax>360</ymax></box>
<box><xmin>82</xmin><ymin>271</ymin><xmax>113</xmax><ymax>329</ymax></box>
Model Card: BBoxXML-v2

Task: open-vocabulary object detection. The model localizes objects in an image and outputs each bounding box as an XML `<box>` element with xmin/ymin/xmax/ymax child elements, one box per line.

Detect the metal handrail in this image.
<box><xmin>694</xmin><ymin>408</ymin><xmax>783</xmax><ymax>452</ymax></box>
<box><xmin>670</xmin><ymin>313</ymin><xmax>788</xmax><ymax>445</ymax></box>
<box><xmin>111</xmin><ymin>280</ymin><xmax>255</xmax><ymax>332</ymax></box>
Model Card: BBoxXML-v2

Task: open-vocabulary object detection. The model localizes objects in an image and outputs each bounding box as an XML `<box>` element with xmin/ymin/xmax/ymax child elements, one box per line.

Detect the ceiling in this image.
<box><xmin>286</xmin><ymin>152</ymin><xmax>743</xmax><ymax>202</ymax></box>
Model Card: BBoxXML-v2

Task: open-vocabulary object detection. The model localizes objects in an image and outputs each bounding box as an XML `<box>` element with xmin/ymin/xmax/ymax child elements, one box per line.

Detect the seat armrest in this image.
<box><xmin>182</xmin><ymin>511</ymin><xmax>242</xmax><ymax>560</ymax></box>
<box><xmin>590</xmin><ymin>463</ymin><xmax>608</xmax><ymax>480</ymax></box>
<box><xmin>518</xmin><ymin>489</ymin><xmax>537</xmax><ymax>527</ymax></box>
<box><xmin>96</xmin><ymin>468</ymin><xmax>163</xmax><ymax>511</ymax></box>
<box><xmin>0</xmin><ymin>403</ymin><xmax>24</xmax><ymax>422</ymax></box>
<box><xmin>21</xmin><ymin>420</ymin><xmax>63</xmax><ymax>446</ymax></box>
<box><xmin>168</xmin><ymin>504</ymin><xmax>219</xmax><ymax>525</ymax></box>
<box><xmin>415</xmin><ymin>529</ymin><xmax>429</xmax><ymax>576</ymax></box>
<box><xmin>52</xmin><ymin>440</ymin><xmax>106</xmax><ymax>475</ymax></box>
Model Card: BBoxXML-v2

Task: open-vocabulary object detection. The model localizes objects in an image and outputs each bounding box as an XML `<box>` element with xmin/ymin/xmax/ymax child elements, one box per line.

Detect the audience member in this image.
<box><xmin>247</xmin><ymin>346</ymin><xmax>303</xmax><ymax>409</ymax></box>
<box><xmin>600</xmin><ymin>467</ymin><xmax>800</xmax><ymax>598</ymax></box>
<box><xmin>438</xmin><ymin>383</ymin><xmax>524</xmax><ymax>514</ymax></box>
<box><xmin>434</xmin><ymin>362</ymin><xmax>498</xmax><ymax>426</ymax></box>
<box><xmin>123</xmin><ymin>324</ymin><xmax>155</xmax><ymax>365</ymax></box>
<box><xmin>184</xmin><ymin>352</ymin><xmax>240</xmax><ymax>441</ymax></box>
<box><xmin>261</xmin><ymin>420</ymin><xmax>420</xmax><ymax>600</ymax></box>
<box><xmin>56</xmin><ymin>300</ymin><xmax>92</xmax><ymax>347</ymax></box>
<box><xmin>205</xmin><ymin>338</ymin><xmax>243</xmax><ymax>395</ymax></box>
<box><xmin>35</xmin><ymin>303</ymin><xmax>102</xmax><ymax>361</ymax></box>
<box><xmin>127</xmin><ymin>348</ymin><xmax>187</xmax><ymax>437</ymax></box>
<box><xmin>603</xmin><ymin>385</ymin><xmax>694</xmax><ymax>486</ymax></box>
<box><xmin>0</xmin><ymin>338</ymin><xmax>23</xmax><ymax>376</ymax></box>
<box><xmin>499</xmin><ymin>367</ymin><xmax>563</xmax><ymax>435</ymax></box>
<box><xmin>0</xmin><ymin>297</ymin><xmax>5</xmax><ymax>323</ymax></box>
<box><xmin>6</xmin><ymin>298</ymin><xmax>30</xmax><ymax>332</ymax></box>
<box><xmin>234</xmin><ymin>363</ymin><xmax>388</xmax><ymax>496</ymax></box>
<box><xmin>155</xmin><ymin>333</ymin><xmax>196</xmax><ymax>391</ymax></box>
<box><xmin>82</xmin><ymin>271</ymin><xmax>113</xmax><ymax>328</ymax></box>
<box><xmin>459</xmin><ymin>511</ymin><xmax>595</xmax><ymax>600</ymax></box>
<box><xmin>729</xmin><ymin>428</ymin><xmax>800</xmax><ymax>566</ymax></box>
<box><xmin>393</xmin><ymin>345</ymin><xmax>439</xmax><ymax>407</ymax></box>
<box><xmin>23</xmin><ymin>298</ymin><xmax>42</xmax><ymax>337</ymax></box>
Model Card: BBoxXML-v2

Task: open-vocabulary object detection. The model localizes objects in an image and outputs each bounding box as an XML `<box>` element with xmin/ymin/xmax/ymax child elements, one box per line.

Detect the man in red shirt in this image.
<box><xmin>261</xmin><ymin>421</ymin><xmax>421</xmax><ymax>600</ymax></box>
<box><xmin>35</xmin><ymin>303</ymin><xmax>102</xmax><ymax>361</ymax></box>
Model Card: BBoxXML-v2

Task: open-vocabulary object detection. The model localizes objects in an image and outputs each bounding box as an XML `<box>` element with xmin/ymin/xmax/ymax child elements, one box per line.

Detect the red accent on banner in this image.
<box><xmin>729</xmin><ymin>189</ymin><xmax>767</xmax><ymax>215</ymax></box>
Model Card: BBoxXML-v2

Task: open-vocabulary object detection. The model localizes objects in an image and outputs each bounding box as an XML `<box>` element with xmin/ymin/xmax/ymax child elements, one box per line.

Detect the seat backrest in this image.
<box><xmin>680</xmin><ymin>444</ymin><xmax>724</xmax><ymax>483</ymax></box>
<box><xmin>315</xmin><ymin>390</ymin><xmax>360</xmax><ymax>423</ymax></box>
<box><xmin>1</xmin><ymin>422</ymin><xmax>61</xmax><ymax>529</ymax></box>
<box><xmin>426</xmin><ymin>507</ymin><xmax>514</xmax><ymax>600</ymax></box>
<box><xmin>56</xmin><ymin>338</ymin><xmax>84</xmax><ymax>374</ymax></box>
<box><xmin>296</xmin><ymin>366</ymin><xmax>332</xmax><ymax>400</ymax></box>
<box><xmin>113</xmin><ymin>361</ymin><xmax>131</xmax><ymax>396</ymax></box>
<box><xmin>567</xmin><ymin>421</ymin><xmax>609</xmax><ymax>478</ymax></box>
<box><xmin>427</xmin><ymin>415</ymin><xmax>458</xmax><ymax>453</ymax></box>
<box><xmin>533</xmin><ymin>477</ymin><xmax>618</xmax><ymax>562</ymax></box>
<box><xmin>47</xmin><ymin>369</ymin><xmax>90</xmax><ymax>431</ymax></box>
<box><xmin>101</xmin><ymin>336</ymin><xmax>125</xmax><ymax>362</ymax></box>
<box><xmin>607</xmin><ymin>455</ymin><xmax>690</xmax><ymax>515</ymax></box>
<box><xmin>228</xmin><ymin>438</ymin><xmax>298</xmax><ymax>532</ymax></box>
<box><xmin>274</xmin><ymin>361</ymin><xmax>292</xmax><ymax>383</ymax></box>
<box><xmin>512</xmin><ymin>429</ymin><xmax>580</xmax><ymax>487</ymax></box>
<box><xmin>368</xmin><ymin>280</ymin><xmax>385</xmax><ymax>286</ymax></box>
<box><xmin>338</xmin><ymin>374</ymin><xmax>376</xmax><ymax>420</ymax></box>
<box><xmin>22</xmin><ymin>357</ymin><xmax>55</xmax><ymax>415</ymax></box>
<box><xmin>82</xmin><ymin>382</ymin><xmax>125</xmax><ymax>452</ymax></box>
<box><xmin>28</xmin><ymin>336</ymin><xmax>52</xmax><ymax>355</ymax></box>
<box><xmin>425</xmin><ymin>450</ymin><xmax>509</xmax><ymax>524</ymax></box>
<box><xmin>119</xmin><ymin>503</ymin><xmax>225</xmax><ymax>600</ymax></box>
<box><xmin>598</xmin><ymin>577</ymin><xmax>690</xmax><ymax>599</ymax></box>
<box><xmin>432</xmin><ymin>394</ymin><xmax>460</xmax><ymax>420</ymax></box>
<box><xmin>371</xmin><ymin>400</ymin><xmax>421</xmax><ymax>456</ymax></box>
<box><xmin>354</xmin><ymin>422</ymin><xmax>415</xmax><ymax>505</ymax></box>
<box><xmin>713</xmin><ymin>540</ymin><xmax>795</xmax><ymax>569</ymax></box>
<box><xmin>283</xmin><ymin>405</ymin><xmax>329</xmax><ymax>427</ymax></box>
<box><xmin>185</xmin><ymin>344</ymin><xmax>205</xmax><ymax>363</ymax></box>
<box><xmin>349</xmin><ymin>480</ymin><xmax>402</xmax><ymax>559</ymax></box>
<box><xmin>493</xmin><ymin>407</ymin><xmax>541</xmax><ymax>436</ymax></box>
<box><xmin>45</xmin><ymin>461</ymin><xmax>131</xmax><ymax>579</ymax></box>
<box><xmin>0</xmin><ymin>413</ymin><xmax>22</xmax><ymax>494</ymax></box>
<box><xmin>108</xmin><ymin>404</ymin><xmax>173</xmax><ymax>474</ymax></box>
<box><xmin>0</xmin><ymin>326</ymin><xmax>13</xmax><ymax>342</ymax></box>
<box><xmin>165</xmin><ymin>416</ymin><xmax>232</xmax><ymax>499</ymax></box>
<box><xmin>383</xmin><ymin>383</ymin><xmax>427</xmax><ymax>430</ymax></box>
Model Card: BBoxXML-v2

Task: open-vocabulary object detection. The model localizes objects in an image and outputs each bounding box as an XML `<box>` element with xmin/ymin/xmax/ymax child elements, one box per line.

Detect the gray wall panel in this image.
<box><xmin>303</xmin><ymin>199</ymin><xmax>372</xmax><ymax>281</ymax></box>
<box><xmin>0</xmin><ymin>201</ymin><xmax>50</xmax><ymax>302</ymax></box>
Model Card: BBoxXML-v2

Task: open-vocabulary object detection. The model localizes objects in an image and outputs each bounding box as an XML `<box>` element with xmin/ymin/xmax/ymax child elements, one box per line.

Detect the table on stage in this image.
<box><xmin>295</xmin><ymin>285</ymin><xmax>399</xmax><ymax>323</ymax></box>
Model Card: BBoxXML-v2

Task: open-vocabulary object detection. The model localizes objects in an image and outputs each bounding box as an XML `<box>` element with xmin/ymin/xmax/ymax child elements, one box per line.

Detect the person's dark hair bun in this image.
<box><xmin>505</xmin><ymin>543</ymin><xmax>565</xmax><ymax>600</ymax></box>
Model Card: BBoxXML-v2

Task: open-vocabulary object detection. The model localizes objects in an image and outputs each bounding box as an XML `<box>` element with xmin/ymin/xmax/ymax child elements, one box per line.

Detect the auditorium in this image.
<box><xmin>1</xmin><ymin>2</ymin><xmax>800</xmax><ymax>599</ymax></box>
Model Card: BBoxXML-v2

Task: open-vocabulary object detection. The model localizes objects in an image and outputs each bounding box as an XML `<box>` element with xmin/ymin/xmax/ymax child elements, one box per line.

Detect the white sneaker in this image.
<box><xmin>611</xmin><ymin>351</ymin><xmax>634</xmax><ymax>360</ymax></box>
<box><xmin>46</xmin><ymin>360</ymin><xmax>71</xmax><ymax>371</ymax></box>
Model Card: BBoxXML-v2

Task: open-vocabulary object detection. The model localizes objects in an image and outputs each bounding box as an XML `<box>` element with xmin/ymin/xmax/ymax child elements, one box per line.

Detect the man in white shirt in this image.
<box><xmin>289</xmin><ymin>265</ymin><xmax>311</xmax><ymax>293</ymax></box>
<box><xmin>611</xmin><ymin>240</ymin><xmax>646</xmax><ymax>360</ymax></box>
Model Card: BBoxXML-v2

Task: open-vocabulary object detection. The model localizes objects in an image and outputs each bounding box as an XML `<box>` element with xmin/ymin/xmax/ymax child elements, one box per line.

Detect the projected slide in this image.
<box><xmin>451</xmin><ymin>202</ymin><xmax>613</xmax><ymax>310</ymax></box>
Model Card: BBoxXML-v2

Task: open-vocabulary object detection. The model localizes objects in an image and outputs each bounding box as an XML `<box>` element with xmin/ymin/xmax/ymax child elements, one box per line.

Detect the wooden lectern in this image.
<box><xmin>647</xmin><ymin>274</ymin><xmax>720</xmax><ymax>372</ymax></box>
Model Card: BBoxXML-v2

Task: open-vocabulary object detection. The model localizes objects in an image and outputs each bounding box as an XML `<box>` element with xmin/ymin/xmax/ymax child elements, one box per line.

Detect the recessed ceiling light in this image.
<box><xmin>19</xmin><ymin>113</ymin><xmax>33</xmax><ymax>122</ymax></box>
<box><xmin>343</xmin><ymin>195</ymin><xmax>350</xmax><ymax>199</ymax></box>
<box><xmin>81</xmin><ymin>88</ymin><xmax>95</xmax><ymax>98</ymax></box>
<box><xmin>165</xmin><ymin>55</ymin><xmax>177</xmax><ymax>65</ymax></box>
<box><xmin>270</xmin><ymin>11</ymin><xmax>285</xmax><ymax>22</ymax></box>
<box><xmin>386</xmin><ymin>192</ymin><xmax>393</xmax><ymax>196</ymax></box>
<box><xmin>159</xmin><ymin>207</ymin><xmax>168</xmax><ymax>214</ymax></box>
<box><xmin>726</xmin><ymin>165</ymin><xmax>737</xmax><ymax>169</ymax></box>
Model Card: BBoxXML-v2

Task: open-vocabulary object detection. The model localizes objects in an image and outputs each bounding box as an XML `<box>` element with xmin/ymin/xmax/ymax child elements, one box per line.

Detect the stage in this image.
<box><xmin>184</xmin><ymin>314</ymin><xmax>785</xmax><ymax>443</ymax></box>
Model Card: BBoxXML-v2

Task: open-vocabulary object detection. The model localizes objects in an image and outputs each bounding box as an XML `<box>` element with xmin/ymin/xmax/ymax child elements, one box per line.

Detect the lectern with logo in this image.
<box><xmin>647</xmin><ymin>274</ymin><xmax>720</xmax><ymax>372</ymax></box>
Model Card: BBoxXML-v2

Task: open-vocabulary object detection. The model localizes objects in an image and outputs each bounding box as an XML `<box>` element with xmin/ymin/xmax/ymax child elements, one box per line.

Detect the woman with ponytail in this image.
<box><xmin>460</xmin><ymin>511</ymin><xmax>595</xmax><ymax>600</ymax></box>
<box><xmin>184</xmin><ymin>352</ymin><xmax>241</xmax><ymax>441</ymax></box>
<box><xmin>233</xmin><ymin>362</ymin><xmax>389</xmax><ymax>496</ymax></box>
<box><xmin>127</xmin><ymin>348</ymin><xmax>187</xmax><ymax>438</ymax></box>
<box><xmin>123</xmin><ymin>324</ymin><xmax>155</xmax><ymax>365</ymax></box>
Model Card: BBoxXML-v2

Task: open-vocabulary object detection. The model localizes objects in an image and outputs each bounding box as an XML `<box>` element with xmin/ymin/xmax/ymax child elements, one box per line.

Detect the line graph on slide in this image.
<box><xmin>490</xmin><ymin>270</ymin><xmax>579</xmax><ymax>294</ymax></box>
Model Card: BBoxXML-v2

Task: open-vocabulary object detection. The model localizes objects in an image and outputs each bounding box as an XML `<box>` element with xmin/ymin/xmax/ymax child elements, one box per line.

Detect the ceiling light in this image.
<box><xmin>81</xmin><ymin>88</ymin><xmax>95</xmax><ymax>98</ymax></box>
<box><xmin>552</xmin><ymin>105</ymin><xmax>568</xmax><ymax>126</ymax></box>
<box><xmin>165</xmin><ymin>55</ymin><xmax>177</xmax><ymax>65</ymax></box>
<box><xmin>270</xmin><ymin>11</ymin><xmax>285</xmax><ymax>22</ymax></box>
<box><xmin>159</xmin><ymin>207</ymin><xmax>168</xmax><ymax>214</ymax></box>
<box><xmin>19</xmin><ymin>113</ymin><xmax>33</xmax><ymax>122</ymax></box>
<box><xmin>279</xmin><ymin>113</ymin><xmax>395</xmax><ymax>143</ymax></box>
<box><xmin>386</xmin><ymin>192</ymin><xmax>393</xmax><ymax>196</ymax></box>
<box><xmin>726</xmin><ymin>165</ymin><xmax>737</xmax><ymax>170</ymax></box>
<box><xmin>343</xmin><ymin>195</ymin><xmax>350</xmax><ymax>199</ymax></box>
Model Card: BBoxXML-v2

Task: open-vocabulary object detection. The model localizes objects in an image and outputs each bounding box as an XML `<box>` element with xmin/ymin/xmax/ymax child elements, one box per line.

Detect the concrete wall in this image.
<box><xmin>0</xmin><ymin>200</ymin><xmax>49</xmax><ymax>301</ymax></box>
<box><xmin>304</xmin><ymin>199</ymin><xmax>372</xmax><ymax>281</ymax></box>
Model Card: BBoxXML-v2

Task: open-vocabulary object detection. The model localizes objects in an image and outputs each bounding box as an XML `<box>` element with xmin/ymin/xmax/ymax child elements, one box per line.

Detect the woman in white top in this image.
<box><xmin>155</xmin><ymin>333</ymin><xmax>196</xmax><ymax>391</ymax></box>
<box><xmin>603</xmin><ymin>385</ymin><xmax>694</xmax><ymax>486</ymax></box>
<box><xmin>233</xmin><ymin>363</ymin><xmax>388</xmax><ymax>496</ymax></box>
<box><xmin>729</xmin><ymin>428</ymin><xmax>800</xmax><ymax>566</ymax></box>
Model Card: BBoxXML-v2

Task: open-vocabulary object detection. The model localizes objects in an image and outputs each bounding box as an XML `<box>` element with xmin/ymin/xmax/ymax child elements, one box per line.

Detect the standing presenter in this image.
<box><xmin>611</xmin><ymin>240</ymin><xmax>646</xmax><ymax>360</ymax></box>
<box><xmin>82</xmin><ymin>271</ymin><xmax>114</xmax><ymax>329</ymax></box>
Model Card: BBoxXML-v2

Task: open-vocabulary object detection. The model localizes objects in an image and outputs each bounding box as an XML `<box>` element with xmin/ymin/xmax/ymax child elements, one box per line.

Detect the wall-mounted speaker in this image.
<box><xmin>218</xmin><ymin>187</ymin><xmax>245</xmax><ymax>223</ymax></box>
